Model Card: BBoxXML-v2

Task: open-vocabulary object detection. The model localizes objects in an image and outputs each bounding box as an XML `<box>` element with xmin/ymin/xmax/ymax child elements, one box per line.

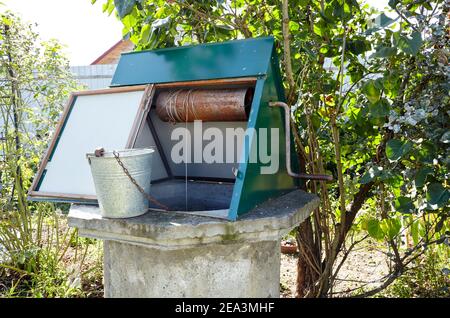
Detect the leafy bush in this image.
<box><xmin>382</xmin><ymin>246</ymin><xmax>450</xmax><ymax>298</ymax></box>
<box><xmin>0</xmin><ymin>12</ymin><xmax>102</xmax><ymax>298</ymax></box>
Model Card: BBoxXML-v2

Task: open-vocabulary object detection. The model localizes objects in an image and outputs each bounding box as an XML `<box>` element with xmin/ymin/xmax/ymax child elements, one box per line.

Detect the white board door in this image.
<box><xmin>29</xmin><ymin>86</ymin><xmax>152</xmax><ymax>202</ymax></box>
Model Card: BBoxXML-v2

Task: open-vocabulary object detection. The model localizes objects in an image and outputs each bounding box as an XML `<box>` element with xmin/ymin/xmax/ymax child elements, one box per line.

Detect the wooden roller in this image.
<box><xmin>155</xmin><ymin>88</ymin><xmax>253</xmax><ymax>122</ymax></box>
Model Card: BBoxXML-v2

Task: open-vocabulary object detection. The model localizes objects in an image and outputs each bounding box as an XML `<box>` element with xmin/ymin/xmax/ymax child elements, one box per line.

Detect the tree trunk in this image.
<box><xmin>296</xmin><ymin>216</ymin><xmax>321</xmax><ymax>297</ymax></box>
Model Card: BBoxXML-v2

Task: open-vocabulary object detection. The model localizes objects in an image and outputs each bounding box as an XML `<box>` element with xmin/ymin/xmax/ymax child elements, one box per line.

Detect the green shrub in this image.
<box><xmin>383</xmin><ymin>246</ymin><xmax>450</xmax><ymax>298</ymax></box>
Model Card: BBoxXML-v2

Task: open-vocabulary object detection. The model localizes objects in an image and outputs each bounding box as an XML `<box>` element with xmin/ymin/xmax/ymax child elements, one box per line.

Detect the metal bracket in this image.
<box><xmin>269</xmin><ymin>101</ymin><xmax>333</xmax><ymax>182</ymax></box>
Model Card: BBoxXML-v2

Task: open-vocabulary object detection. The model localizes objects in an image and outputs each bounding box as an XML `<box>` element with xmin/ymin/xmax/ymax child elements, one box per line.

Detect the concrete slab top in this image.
<box><xmin>68</xmin><ymin>189</ymin><xmax>319</xmax><ymax>249</ymax></box>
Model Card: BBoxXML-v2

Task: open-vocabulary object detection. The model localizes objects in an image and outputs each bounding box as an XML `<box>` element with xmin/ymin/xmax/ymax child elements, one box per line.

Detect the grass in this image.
<box><xmin>0</xmin><ymin>211</ymin><xmax>104</xmax><ymax>298</ymax></box>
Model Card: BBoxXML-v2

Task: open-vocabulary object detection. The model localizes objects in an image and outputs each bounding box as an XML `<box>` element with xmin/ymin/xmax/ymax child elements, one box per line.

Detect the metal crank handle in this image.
<box><xmin>269</xmin><ymin>101</ymin><xmax>333</xmax><ymax>182</ymax></box>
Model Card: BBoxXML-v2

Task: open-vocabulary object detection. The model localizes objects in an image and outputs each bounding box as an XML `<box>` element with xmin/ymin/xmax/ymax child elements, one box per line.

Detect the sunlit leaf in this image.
<box><xmin>362</xmin><ymin>80</ymin><xmax>380</xmax><ymax>104</ymax></box>
<box><xmin>289</xmin><ymin>21</ymin><xmax>300</xmax><ymax>31</ymax></box>
<box><xmin>313</xmin><ymin>24</ymin><xmax>323</xmax><ymax>37</ymax></box>
<box><xmin>380</xmin><ymin>218</ymin><xmax>401</xmax><ymax>239</ymax></box>
<box><xmin>139</xmin><ymin>24</ymin><xmax>151</xmax><ymax>44</ymax></box>
<box><xmin>367</xmin><ymin>219</ymin><xmax>384</xmax><ymax>240</ymax></box>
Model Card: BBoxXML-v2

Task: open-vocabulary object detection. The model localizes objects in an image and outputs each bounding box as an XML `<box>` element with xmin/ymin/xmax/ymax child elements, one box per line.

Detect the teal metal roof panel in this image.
<box><xmin>111</xmin><ymin>37</ymin><xmax>275</xmax><ymax>86</ymax></box>
<box><xmin>229</xmin><ymin>52</ymin><xmax>299</xmax><ymax>220</ymax></box>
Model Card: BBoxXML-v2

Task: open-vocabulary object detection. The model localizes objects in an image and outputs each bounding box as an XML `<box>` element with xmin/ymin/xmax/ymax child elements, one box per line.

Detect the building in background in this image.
<box><xmin>71</xmin><ymin>39</ymin><xmax>134</xmax><ymax>90</ymax></box>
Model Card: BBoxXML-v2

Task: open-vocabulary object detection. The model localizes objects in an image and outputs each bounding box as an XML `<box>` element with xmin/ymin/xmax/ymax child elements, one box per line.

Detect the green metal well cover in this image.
<box><xmin>112</xmin><ymin>36</ymin><xmax>301</xmax><ymax>220</ymax></box>
<box><xmin>112</xmin><ymin>37</ymin><xmax>273</xmax><ymax>86</ymax></box>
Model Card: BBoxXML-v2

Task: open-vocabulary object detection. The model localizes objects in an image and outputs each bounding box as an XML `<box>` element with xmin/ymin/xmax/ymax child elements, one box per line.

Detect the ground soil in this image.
<box><xmin>280</xmin><ymin>244</ymin><xmax>389</xmax><ymax>298</ymax></box>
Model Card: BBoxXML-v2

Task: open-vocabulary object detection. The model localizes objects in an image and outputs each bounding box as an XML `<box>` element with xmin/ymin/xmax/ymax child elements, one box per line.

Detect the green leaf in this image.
<box><xmin>332</xmin><ymin>3</ymin><xmax>344</xmax><ymax>19</ymax></box>
<box><xmin>380</xmin><ymin>218</ymin><xmax>401</xmax><ymax>240</ymax></box>
<box><xmin>298</xmin><ymin>0</ymin><xmax>309</xmax><ymax>6</ymax></box>
<box><xmin>386</xmin><ymin>139</ymin><xmax>412</xmax><ymax>162</ymax></box>
<box><xmin>415</xmin><ymin>167</ymin><xmax>433</xmax><ymax>188</ymax></box>
<box><xmin>289</xmin><ymin>21</ymin><xmax>300</xmax><ymax>31</ymax></box>
<box><xmin>380</xmin><ymin>171</ymin><xmax>404</xmax><ymax>188</ymax></box>
<box><xmin>377</xmin><ymin>13</ymin><xmax>395</xmax><ymax>28</ymax></box>
<box><xmin>395</xmin><ymin>31</ymin><xmax>423</xmax><ymax>56</ymax></box>
<box><xmin>440</xmin><ymin>131</ymin><xmax>450</xmax><ymax>144</ymax></box>
<box><xmin>394</xmin><ymin>196</ymin><xmax>414</xmax><ymax>214</ymax></box>
<box><xmin>215</xmin><ymin>24</ymin><xmax>234</xmax><ymax>32</ymax></box>
<box><xmin>2</xmin><ymin>16</ymin><xmax>12</xmax><ymax>26</ymax></box>
<box><xmin>371</xmin><ymin>46</ymin><xmax>397</xmax><ymax>58</ymax></box>
<box><xmin>369</xmin><ymin>98</ymin><xmax>390</xmax><ymax>118</ymax></box>
<box><xmin>410</xmin><ymin>217</ymin><xmax>419</xmax><ymax>245</ymax></box>
<box><xmin>388</xmin><ymin>0</ymin><xmax>399</xmax><ymax>9</ymax></box>
<box><xmin>347</xmin><ymin>39</ymin><xmax>368</xmax><ymax>55</ymax></box>
<box><xmin>416</xmin><ymin>141</ymin><xmax>437</xmax><ymax>164</ymax></box>
<box><xmin>121</xmin><ymin>7</ymin><xmax>138</xmax><ymax>28</ymax></box>
<box><xmin>426</xmin><ymin>183</ymin><xmax>449</xmax><ymax>209</ymax></box>
<box><xmin>359</xmin><ymin>166</ymin><xmax>383</xmax><ymax>184</ymax></box>
<box><xmin>114</xmin><ymin>0</ymin><xmax>136</xmax><ymax>19</ymax></box>
<box><xmin>367</xmin><ymin>219</ymin><xmax>384</xmax><ymax>240</ymax></box>
<box><xmin>139</xmin><ymin>24</ymin><xmax>151</xmax><ymax>44</ymax></box>
<box><xmin>383</xmin><ymin>72</ymin><xmax>400</xmax><ymax>96</ymax></box>
<box><xmin>362</xmin><ymin>80</ymin><xmax>380</xmax><ymax>104</ymax></box>
<box><xmin>313</xmin><ymin>24</ymin><xmax>323</xmax><ymax>37</ymax></box>
<box><xmin>106</xmin><ymin>0</ymin><xmax>115</xmax><ymax>15</ymax></box>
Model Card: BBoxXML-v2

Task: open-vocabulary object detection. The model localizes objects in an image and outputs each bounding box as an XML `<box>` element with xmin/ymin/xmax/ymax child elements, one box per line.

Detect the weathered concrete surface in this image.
<box><xmin>104</xmin><ymin>240</ymin><xmax>281</xmax><ymax>297</ymax></box>
<box><xmin>68</xmin><ymin>190</ymin><xmax>319</xmax><ymax>249</ymax></box>
<box><xmin>68</xmin><ymin>189</ymin><xmax>319</xmax><ymax>298</ymax></box>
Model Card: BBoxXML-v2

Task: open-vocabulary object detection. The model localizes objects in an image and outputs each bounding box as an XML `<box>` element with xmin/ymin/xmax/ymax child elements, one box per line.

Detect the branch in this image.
<box><xmin>174</xmin><ymin>0</ymin><xmax>246</xmax><ymax>36</ymax></box>
<box><xmin>281</xmin><ymin>0</ymin><xmax>296</xmax><ymax>101</ymax></box>
<box><xmin>336</xmin><ymin>26</ymin><xmax>348</xmax><ymax>113</ymax></box>
<box><xmin>331</xmin><ymin>234</ymin><xmax>369</xmax><ymax>285</ymax></box>
<box><xmin>350</xmin><ymin>270</ymin><xmax>402</xmax><ymax>298</ymax></box>
<box><xmin>394</xmin><ymin>7</ymin><xmax>420</xmax><ymax>33</ymax></box>
<box><xmin>339</xmin><ymin>71</ymin><xmax>378</xmax><ymax>110</ymax></box>
<box><xmin>342</xmin><ymin>181</ymin><xmax>375</xmax><ymax>235</ymax></box>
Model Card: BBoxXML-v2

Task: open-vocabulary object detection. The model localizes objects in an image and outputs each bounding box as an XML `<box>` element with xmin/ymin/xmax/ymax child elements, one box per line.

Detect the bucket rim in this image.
<box><xmin>86</xmin><ymin>147</ymin><xmax>155</xmax><ymax>159</ymax></box>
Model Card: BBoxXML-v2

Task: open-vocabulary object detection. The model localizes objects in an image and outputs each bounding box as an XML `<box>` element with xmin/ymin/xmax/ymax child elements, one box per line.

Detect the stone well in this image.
<box><xmin>68</xmin><ymin>189</ymin><xmax>319</xmax><ymax>298</ymax></box>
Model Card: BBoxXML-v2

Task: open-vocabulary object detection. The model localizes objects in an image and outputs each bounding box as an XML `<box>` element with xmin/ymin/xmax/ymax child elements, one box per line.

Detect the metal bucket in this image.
<box><xmin>87</xmin><ymin>148</ymin><xmax>154</xmax><ymax>218</ymax></box>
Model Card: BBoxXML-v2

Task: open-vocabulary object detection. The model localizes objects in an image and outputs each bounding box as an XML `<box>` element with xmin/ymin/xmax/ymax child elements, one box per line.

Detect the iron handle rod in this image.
<box><xmin>269</xmin><ymin>101</ymin><xmax>333</xmax><ymax>182</ymax></box>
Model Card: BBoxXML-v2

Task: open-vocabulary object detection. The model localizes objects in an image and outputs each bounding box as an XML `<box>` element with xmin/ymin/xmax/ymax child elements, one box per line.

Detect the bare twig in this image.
<box><xmin>331</xmin><ymin>235</ymin><xmax>369</xmax><ymax>285</ymax></box>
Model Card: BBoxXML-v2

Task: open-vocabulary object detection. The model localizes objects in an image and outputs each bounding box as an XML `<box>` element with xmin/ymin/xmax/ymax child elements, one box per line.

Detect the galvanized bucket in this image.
<box><xmin>87</xmin><ymin>148</ymin><xmax>154</xmax><ymax>218</ymax></box>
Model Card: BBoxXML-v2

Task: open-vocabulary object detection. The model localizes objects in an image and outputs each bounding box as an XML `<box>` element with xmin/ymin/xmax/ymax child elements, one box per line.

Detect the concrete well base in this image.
<box><xmin>68</xmin><ymin>189</ymin><xmax>319</xmax><ymax>298</ymax></box>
